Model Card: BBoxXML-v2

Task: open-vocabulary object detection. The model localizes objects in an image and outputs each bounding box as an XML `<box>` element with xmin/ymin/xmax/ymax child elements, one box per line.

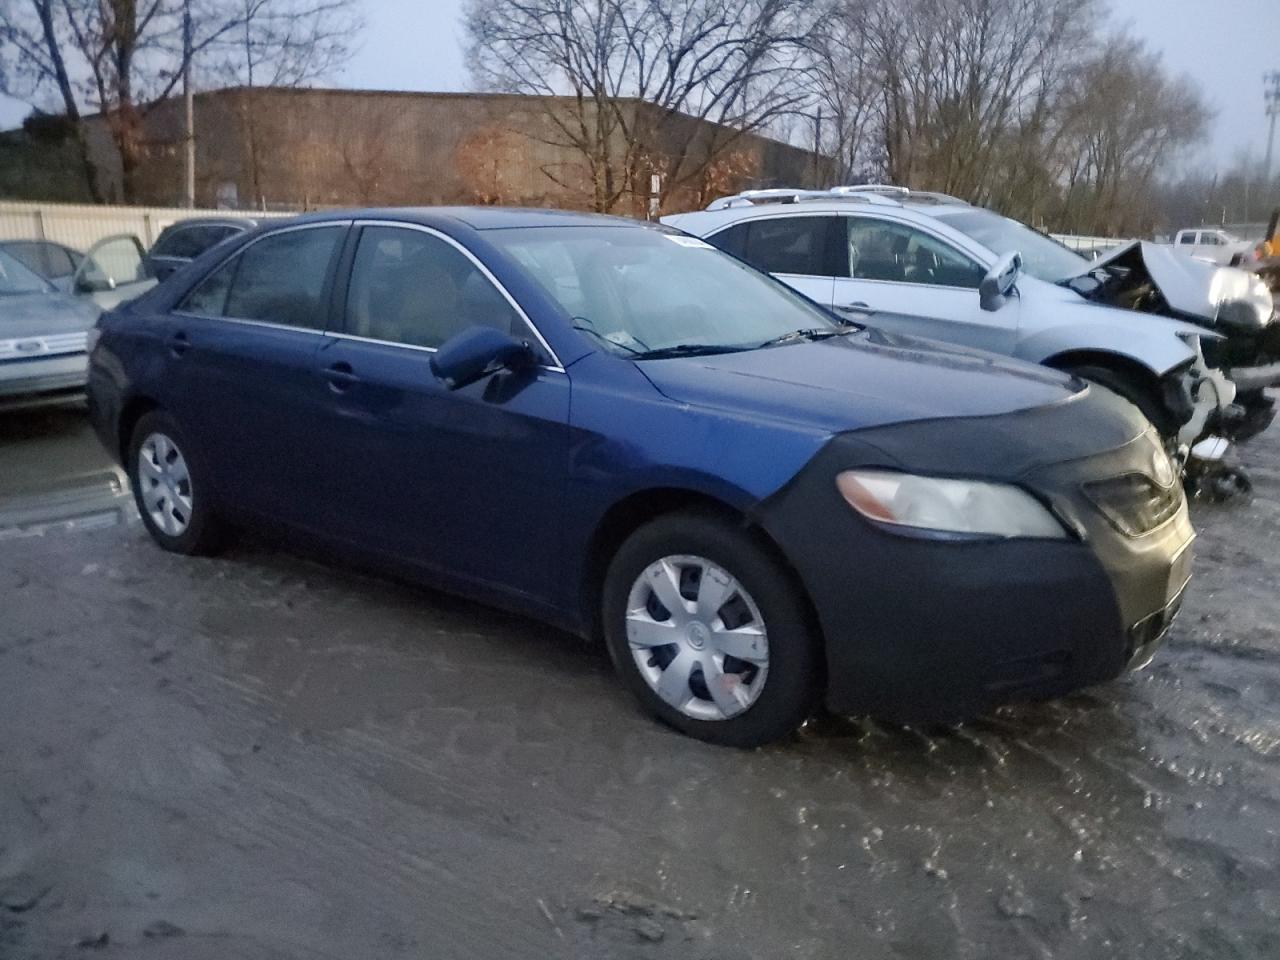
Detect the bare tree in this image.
<box><xmin>0</xmin><ymin>0</ymin><xmax>103</xmax><ymax>199</ymax></box>
<box><xmin>0</xmin><ymin>0</ymin><xmax>360</xmax><ymax>203</ymax></box>
<box><xmin>1049</xmin><ymin>36</ymin><xmax>1211</xmax><ymax>235</ymax></box>
<box><xmin>464</xmin><ymin>0</ymin><xmax>817</xmax><ymax>213</ymax></box>
<box><xmin>205</xmin><ymin>0</ymin><xmax>362</xmax><ymax>206</ymax></box>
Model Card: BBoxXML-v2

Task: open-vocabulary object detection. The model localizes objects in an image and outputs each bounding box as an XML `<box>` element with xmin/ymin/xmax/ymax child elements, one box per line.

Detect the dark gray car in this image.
<box><xmin>146</xmin><ymin>218</ymin><xmax>257</xmax><ymax>280</ymax></box>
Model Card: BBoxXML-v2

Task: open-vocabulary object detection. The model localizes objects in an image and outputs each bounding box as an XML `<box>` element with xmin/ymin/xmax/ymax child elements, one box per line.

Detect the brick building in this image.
<box><xmin>3</xmin><ymin>87</ymin><xmax>824</xmax><ymax>214</ymax></box>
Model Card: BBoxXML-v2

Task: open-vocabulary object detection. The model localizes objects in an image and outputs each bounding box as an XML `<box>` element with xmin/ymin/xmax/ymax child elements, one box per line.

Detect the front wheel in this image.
<box><xmin>602</xmin><ymin>512</ymin><xmax>821</xmax><ymax>747</ymax></box>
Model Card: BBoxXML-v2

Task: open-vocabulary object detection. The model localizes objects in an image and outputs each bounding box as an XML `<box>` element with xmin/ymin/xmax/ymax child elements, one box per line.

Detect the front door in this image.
<box><xmin>315</xmin><ymin>223</ymin><xmax>570</xmax><ymax>606</ymax></box>
<box><xmin>832</xmin><ymin>215</ymin><xmax>1019</xmax><ymax>354</ymax></box>
<box><xmin>73</xmin><ymin>235</ymin><xmax>158</xmax><ymax>309</ymax></box>
<box><xmin>163</xmin><ymin>223</ymin><xmax>348</xmax><ymax>527</ymax></box>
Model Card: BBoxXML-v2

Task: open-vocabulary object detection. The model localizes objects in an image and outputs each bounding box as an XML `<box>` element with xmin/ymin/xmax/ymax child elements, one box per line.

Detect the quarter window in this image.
<box><xmin>179</xmin><ymin>226</ymin><xmax>342</xmax><ymax>329</ymax></box>
<box><xmin>844</xmin><ymin>218</ymin><xmax>985</xmax><ymax>288</ymax></box>
<box><xmin>344</xmin><ymin>226</ymin><xmax>526</xmax><ymax>350</ymax></box>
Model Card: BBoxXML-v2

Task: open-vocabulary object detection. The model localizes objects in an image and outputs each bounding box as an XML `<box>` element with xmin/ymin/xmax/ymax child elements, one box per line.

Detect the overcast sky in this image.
<box><xmin>2</xmin><ymin>0</ymin><xmax>1277</xmax><ymax>172</ymax></box>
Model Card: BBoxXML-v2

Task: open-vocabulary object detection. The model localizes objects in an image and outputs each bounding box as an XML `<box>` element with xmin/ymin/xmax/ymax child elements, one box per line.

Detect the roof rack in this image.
<box><xmin>705</xmin><ymin>189</ymin><xmax>828</xmax><ymax>211</ymax></box>
<box><xmin>830</xmin><ymin>184</ymin><xmax>908</xmax><ymax>197</ymax></box>
<box><xmin>705</xmin><ymin>184</ymin><xmax>969</xmax><ymax>212</ymax></box>
<box><xmin>705</xmin><ymin>187</ymin><xmax>901</xmax><ymax>211</ymax></box>
<box><xmin>831</xmin><ymin>184</ymin><xmax>969</xmax><ymax>206</ymax></box>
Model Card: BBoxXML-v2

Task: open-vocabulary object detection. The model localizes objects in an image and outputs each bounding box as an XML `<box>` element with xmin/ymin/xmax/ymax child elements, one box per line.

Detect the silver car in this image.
<box><xmin>663</xmin><ymin>187</ymin><xmax>1279</xmax><ymax>453</ymax></box>
<box><xmin>1</xmin><ymin>236</ymin><xmax>155</xmax><ymax>410</ymax></box>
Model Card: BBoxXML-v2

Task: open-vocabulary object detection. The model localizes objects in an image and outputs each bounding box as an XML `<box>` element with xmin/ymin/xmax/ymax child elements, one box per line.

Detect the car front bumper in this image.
<box><xmin>0</xmin><ymin>353</ymin><xmax>88</xmax><ymax>406</ymax></box>
<box><xmin>757</xmin><ymin>396</ymin><xmax>1195</xmax><ymax>722</ymax></box>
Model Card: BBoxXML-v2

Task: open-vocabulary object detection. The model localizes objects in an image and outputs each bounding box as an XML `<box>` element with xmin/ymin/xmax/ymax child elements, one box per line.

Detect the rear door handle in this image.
<box><xmin>325</xmin><ymin>361</ymin><xmax>360</xmax><ymax>392</ymax></box>
<box><xmin>167</xmin><ymin>331</ymin><xmax>190</xmax><ymax>357</ymax></box>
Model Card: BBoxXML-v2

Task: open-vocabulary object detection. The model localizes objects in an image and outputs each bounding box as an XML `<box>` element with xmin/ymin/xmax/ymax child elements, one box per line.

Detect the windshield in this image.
<box><xmin>0</xmin><ymin>248</ymin><xmax>55</xmax><ymax>296</ymax></box>
<box><xmin>486</xmin><ymin>225</ymin><xmax>840</xmax><ymax>357</ymax></box>
<box><xmin>936</xmin><ymin>208</ymin><xmax>1087</xmax><ymax>284</ymax></box>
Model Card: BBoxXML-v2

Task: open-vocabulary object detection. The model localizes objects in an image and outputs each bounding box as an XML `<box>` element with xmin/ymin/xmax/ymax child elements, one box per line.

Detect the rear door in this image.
<box><xmin>830</xmin><ymin>214</ymin><xmax>1018</xmax><ymax>354</ymax></box>
<box><xmin>313</xmin><ymin>222</ymin><xmax>571</xmax><ymax>603</ymax></box>
<box><xmin>705</xmin><ymin>215</ymin><xmax>839</xmax><ymax>306</ymax></box>
<box><xmin>165</xmin><ymin>222</ymin><xmax>348</xmax><ymax>527</ymax></box>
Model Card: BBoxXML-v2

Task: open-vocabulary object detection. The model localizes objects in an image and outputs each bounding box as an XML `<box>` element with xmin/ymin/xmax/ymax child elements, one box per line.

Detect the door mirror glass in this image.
<box><xmin>430</xmin><ymin>326</ymin><xmax>535</xmax><ymax>391</ymax></box>
<box><xmin>979</xmin><ymin>251</ymin><xmax>1021</xmax><ymax>311</ymax></box>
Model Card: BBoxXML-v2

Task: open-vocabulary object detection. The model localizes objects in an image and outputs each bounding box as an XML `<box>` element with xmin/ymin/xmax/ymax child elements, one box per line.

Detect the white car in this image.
<box><xmin>1172</xmin><ymin>228</ymin><xmax>1256</xmax><ymax>267</ymax></box>
<box><xmin>663</xmin><ymin>187</ymin><xmax>1279</xmax><ymax>451</ymax></box>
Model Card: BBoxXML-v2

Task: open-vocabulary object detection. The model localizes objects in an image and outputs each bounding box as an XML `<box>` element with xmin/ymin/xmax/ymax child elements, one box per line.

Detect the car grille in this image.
<box><xmin>1081</xmin><ymin>472</ymin><xmax>1183</xmax><ymax>537</ymax></box>
<box><xmin>0</xmin><ymin>332</ymin><xmax>88</xmax><ymax>362</ymax></box>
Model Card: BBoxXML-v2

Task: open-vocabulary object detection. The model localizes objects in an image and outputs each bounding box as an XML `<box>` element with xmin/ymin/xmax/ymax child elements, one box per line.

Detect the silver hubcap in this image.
<box><xmin>626</xmin><ymin>555</ymin><xmax>769</xmax><ymax>721</ymax></box>
<box><xmin>138</xmin><ymin>432</ymin><xmax>193</xmax><ymax>537</ymax></box>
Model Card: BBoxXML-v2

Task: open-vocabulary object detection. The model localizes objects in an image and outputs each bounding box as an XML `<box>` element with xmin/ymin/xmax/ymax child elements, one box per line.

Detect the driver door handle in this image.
<box><xmin>167</xmin><ymin>331</ymin><xmax>190</xmax><ymax>357</ymax></box>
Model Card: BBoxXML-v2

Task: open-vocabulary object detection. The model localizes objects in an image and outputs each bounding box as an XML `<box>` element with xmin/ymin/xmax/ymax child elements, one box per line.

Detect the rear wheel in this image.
<box><xmin>1065</xmin><ymin>363</ymin><xmax>1179</xmax><ymax>439</ymax></box>
<box><xmin>602</xmin><ymin>511</ymin><xmax>821</xmax><ymax>747</ymax></box>
<box><xmin>127</xmin><ymin>410</ymin><xmax>224</xmax><ymax>555</ymax></box>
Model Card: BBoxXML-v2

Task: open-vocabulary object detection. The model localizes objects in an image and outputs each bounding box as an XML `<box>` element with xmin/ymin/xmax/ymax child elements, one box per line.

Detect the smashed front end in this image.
<box><xmin>1064</xmin><ymin>241</ymin><xmax>1280</xmax><ymax>445</ymax></box>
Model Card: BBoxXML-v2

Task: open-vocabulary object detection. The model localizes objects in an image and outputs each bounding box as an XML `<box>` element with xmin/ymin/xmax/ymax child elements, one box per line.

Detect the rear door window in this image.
<box><xmin>744</xmin><ymin>217</ymin><xmax>832</xmax><ymax>276</ymax></box>
<box><xmin>179</xmin><ymin>226</ymin><xmax>343</xmax><ymax>329</ymax></box>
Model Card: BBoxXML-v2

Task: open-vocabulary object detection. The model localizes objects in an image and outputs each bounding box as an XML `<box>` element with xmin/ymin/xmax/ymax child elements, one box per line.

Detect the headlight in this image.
<box><xmin>1217</xmin><ymin>279</ymin><xmax>1274</xmax><ymax>332</ymax></box>
<box><xmin>1082</xmin><ymin>473</ymin><xmax>1181</xmax><ymax>537</ymax></box>
<box><xmin>835</xmin><ymin>470</ymin><xmax>1069</xmax><ymax>539</ymax></box>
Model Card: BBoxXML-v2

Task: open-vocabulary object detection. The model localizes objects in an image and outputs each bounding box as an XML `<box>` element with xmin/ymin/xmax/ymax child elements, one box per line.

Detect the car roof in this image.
<box><xmin>281</xmin><ymin>207</ymin><xmax>642</xmax><ymax>231</ymax></box>
<box><xmin>160</xmin><ymin>217</ymin><xmax>258</xmax><ymax>231</ymax></box>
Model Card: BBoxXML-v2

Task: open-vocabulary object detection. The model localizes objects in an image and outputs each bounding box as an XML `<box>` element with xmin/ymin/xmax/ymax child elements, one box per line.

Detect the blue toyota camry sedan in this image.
<box><xmin>87</xmin><ymin>208</ymin><xmax>1194</xmax><ymax>746</ymax></box>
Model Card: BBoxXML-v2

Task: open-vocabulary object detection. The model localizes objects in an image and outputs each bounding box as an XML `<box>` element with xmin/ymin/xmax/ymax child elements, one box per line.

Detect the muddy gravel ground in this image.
<box><xmin>2</xmin><ymin>434</ymin><xmax>1279</xmax><ymax>959</ymax></box>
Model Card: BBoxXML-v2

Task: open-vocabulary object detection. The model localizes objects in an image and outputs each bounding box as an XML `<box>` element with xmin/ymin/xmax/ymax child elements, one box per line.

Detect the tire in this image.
<box><xmin>127</xmin><ymin>409</ymin><xmax>224</xmax><ymax>555</ymax></box>
<box><xmin>601</xmin><ymin>511</ymin><xmax>821</xmax><ymax>747</ymax></box>
<box><xmin>1066</xmin><ymin>363</ymin><xmax>1178</xmax><ymax>439</ymax></box>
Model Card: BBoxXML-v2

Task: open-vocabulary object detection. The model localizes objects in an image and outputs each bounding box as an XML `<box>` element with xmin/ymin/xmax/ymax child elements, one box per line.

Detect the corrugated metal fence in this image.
<box><xmin>0</xmin><ymin>201</ymin><xmax>295</xmax><ymax>252</ymax></box>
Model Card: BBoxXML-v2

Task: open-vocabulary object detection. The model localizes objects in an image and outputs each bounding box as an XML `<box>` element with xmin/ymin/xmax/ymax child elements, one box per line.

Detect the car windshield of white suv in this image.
<box><xmin>937</xmin><ymin>208</ymin><xmax>1088</xmax><ymax>284</ymax></box>
<box><xmin>0</xmin><ymin>248</ymin><xmax>55</xmax><ymax>295</ymax></box>
<box><xmin>487</xmin><ymin>225</ymin><xmax>843</xmax><ymax>358</ymax></box>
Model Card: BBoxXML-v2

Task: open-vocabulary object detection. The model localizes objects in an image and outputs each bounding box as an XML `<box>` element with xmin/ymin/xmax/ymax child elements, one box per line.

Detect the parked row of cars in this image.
<box><xmin>0</xmin><ymin>218</ymin><xmax>256</xmax><ymax>410</ymax></box>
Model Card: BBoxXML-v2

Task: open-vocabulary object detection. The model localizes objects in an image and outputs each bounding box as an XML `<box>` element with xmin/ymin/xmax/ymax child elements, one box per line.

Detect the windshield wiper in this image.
<box><xmin>756</xmin><ymin>328</ymin><xmax>846</xmax><ymax>349</ymax></box>
<box><xmin>632</xmin><ymin>343</ymin><xmax>749</xmax><ymax>361</ymax></box>
<box><xmin>571</xmin><ymin>316</ymin><xmax>647</xmax><ymax>355</ymax></box>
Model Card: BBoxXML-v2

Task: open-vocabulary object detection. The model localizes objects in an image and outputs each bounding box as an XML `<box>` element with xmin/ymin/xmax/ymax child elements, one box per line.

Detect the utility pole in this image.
<box><xmin>812</xmin><ymin>107</ymin><xmax>823</xmax><ymax>189</ymax></box>
<box><xmin>1265</xmin><ymin>71</ymin><xmax>1280</xmax><ymax>184</ymax></box>
<box><xmin>182</xmin><ymin>0</ymin><xmax>195</xmax><ymax>208</ymax></box>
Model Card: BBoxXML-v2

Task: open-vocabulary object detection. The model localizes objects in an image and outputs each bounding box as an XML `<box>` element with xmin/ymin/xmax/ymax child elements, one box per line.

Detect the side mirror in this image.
<box><xmin>75</xmin><ymin>272</ymin><xmax>115</xmax><ymax>295</ymax></box>
<box><xmin>979</xmin><ymin>251</ymin><xmax>1021</xmax><ymax>312</ymax></box>
<box><xmin>430</xmin><ymin>326</ymin><xmax>535</xmax><ymax>391</ymax></box>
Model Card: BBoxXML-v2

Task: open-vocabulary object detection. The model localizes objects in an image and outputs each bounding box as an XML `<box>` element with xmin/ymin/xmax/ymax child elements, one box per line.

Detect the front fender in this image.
<box><xmin>1017</xmin><ymin>321</ymin><xmax>1205</xmax><ymax>377</ymax></box>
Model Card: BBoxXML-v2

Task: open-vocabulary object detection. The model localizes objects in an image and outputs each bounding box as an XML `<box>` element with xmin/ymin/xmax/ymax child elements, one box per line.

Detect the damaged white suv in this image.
<box><xmin>663</xmin><ymin>187</ymin><xmax>1280</xmax><ymax>459</ymax></box>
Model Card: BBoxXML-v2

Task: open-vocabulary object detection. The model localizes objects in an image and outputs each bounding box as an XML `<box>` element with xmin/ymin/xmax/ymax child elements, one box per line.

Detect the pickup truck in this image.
<box><xmin>1172</xmin><ymin>228</ymin><xmax>1257</xmax><ymax>266</ymax></box>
